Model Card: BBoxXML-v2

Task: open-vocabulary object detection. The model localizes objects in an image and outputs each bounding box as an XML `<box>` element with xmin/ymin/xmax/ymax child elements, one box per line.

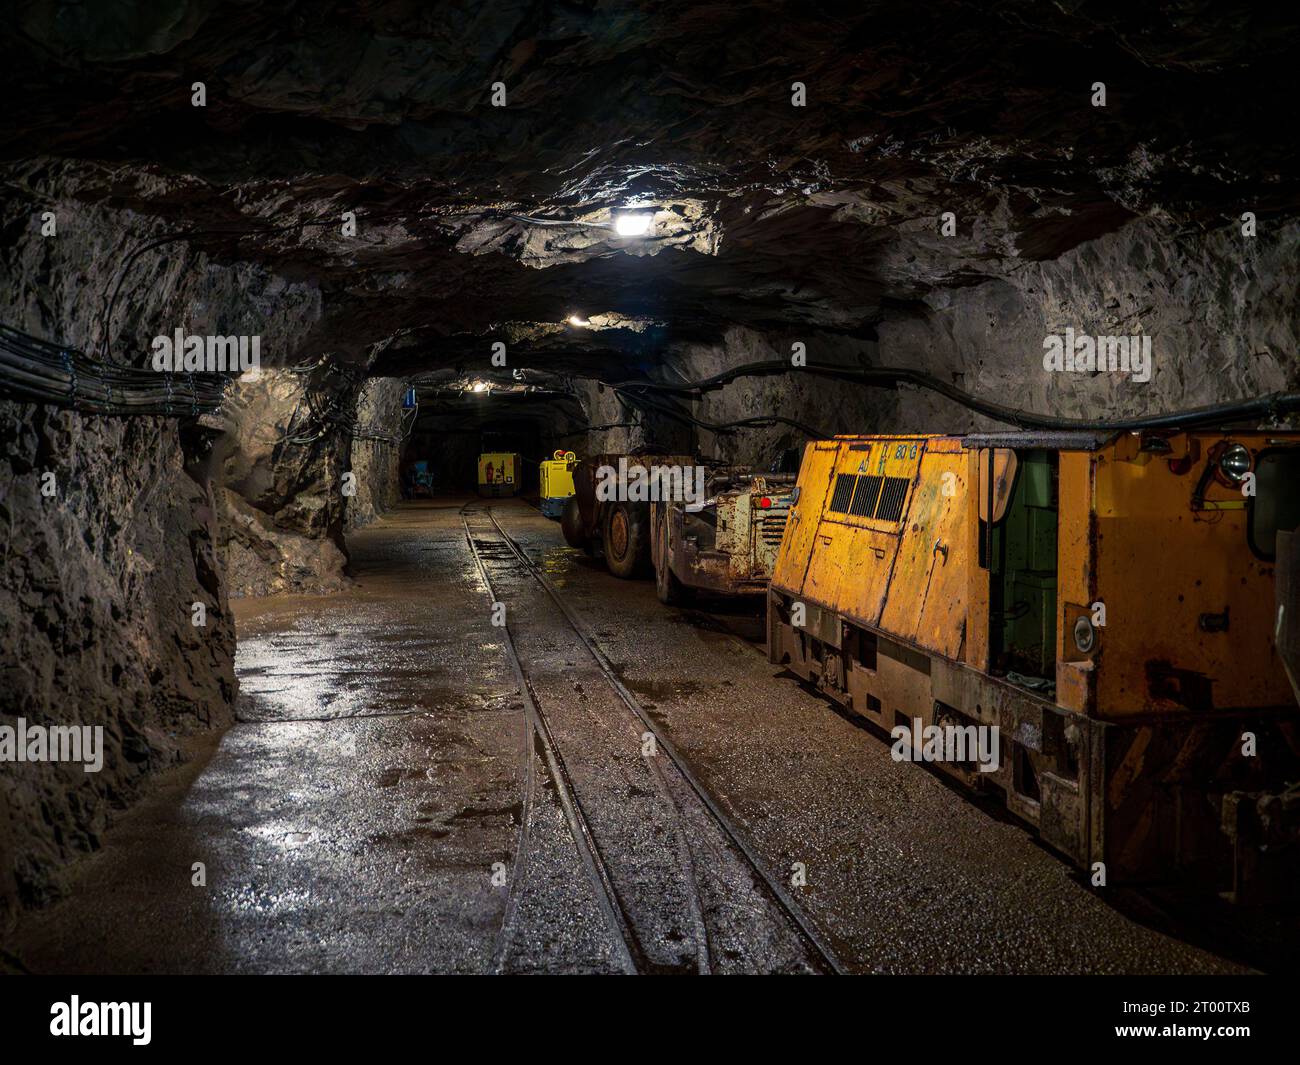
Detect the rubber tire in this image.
<box><xmin>603</xmin><ymin>500</ymin><xmax>650</xmax><ymax>579</ymax></box>
<box><xmin>654</xmin><ymin>505</ymin><xmax>692</xmax><ymax>605</ymax></box>
<box><xmin>560</xmin><ymin>495</ymin><xmax>591</xmax><ymax>552</ymax></box>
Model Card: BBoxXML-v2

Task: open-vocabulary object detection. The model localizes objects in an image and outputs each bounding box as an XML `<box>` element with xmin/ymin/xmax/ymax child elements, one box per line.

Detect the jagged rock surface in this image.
<box><xmin>345</xmin><ymin>377</ymin><xmax>408</xmax><ymax>531</ymax></box>
<box><xmin>0</xmin><ymin>399</ymin><xmax>236</xmax><ymax>932</ymax></box>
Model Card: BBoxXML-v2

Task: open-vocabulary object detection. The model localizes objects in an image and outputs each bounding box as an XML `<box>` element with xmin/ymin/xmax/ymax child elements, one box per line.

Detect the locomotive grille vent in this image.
<box><xmin>830</xmin><ymin>473</ymin><xmax>856</xmax><ymax>513</ymax></box>
<box><xmin>759</xmin><ymin>511</ymin><xmax>789</xmax><ymax>544</ymax></box>
<box><xmin>876</xmin><ymin>476</ymin><xmax>909</xmax><ymax>521</ymax></box>
<box><xmin>849</xmin><ymin>474</ymin><xmax>882</xmax><ymax>516</ymax></box>
<box><xmin>828</xmin><ymin>473</ymin><xmax>911</xmax><ymax>523</ymax></box>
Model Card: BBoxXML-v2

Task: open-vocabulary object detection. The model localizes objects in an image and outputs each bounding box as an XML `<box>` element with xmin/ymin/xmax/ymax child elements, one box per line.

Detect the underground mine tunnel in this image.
<box><xmin>1</xmin><ymin>1</ymin><xmax>1299</xmax><ymax>1008</ymax></box>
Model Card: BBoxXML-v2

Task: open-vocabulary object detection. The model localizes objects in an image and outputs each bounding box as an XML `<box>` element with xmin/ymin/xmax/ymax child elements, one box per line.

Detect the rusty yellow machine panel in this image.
<box><xmin>652</xmin><ymin>469</ymin><xmax>798</xmax><ymax>602</ymax></box>
<box><xmin>769</xmin><ymin>430</ymin><xmax>1300</xmax><ymax>901</ymax></box>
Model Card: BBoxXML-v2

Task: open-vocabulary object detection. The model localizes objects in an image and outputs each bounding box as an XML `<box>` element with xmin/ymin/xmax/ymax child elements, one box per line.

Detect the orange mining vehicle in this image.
<box><xmin>768</xmin><ymin>430</ymin><xmax>1300</xmax><ymax>900</ymax></box>
<box><xmin>561</xmin><ymin>450</ymin><xmax>696</xmax><ymax>577</ymax></box>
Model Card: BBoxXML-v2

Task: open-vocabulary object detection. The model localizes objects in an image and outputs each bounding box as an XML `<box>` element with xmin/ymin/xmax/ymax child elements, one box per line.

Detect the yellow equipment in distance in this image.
<box><xmin>477</xmin><ymin>452</ymin><xmax>521</xmax><ymax>497</ymax></box>
<box><xmin>540</xmin><ymin>449</ymin><xmax>577</xmax><ymax>518</ymax></box>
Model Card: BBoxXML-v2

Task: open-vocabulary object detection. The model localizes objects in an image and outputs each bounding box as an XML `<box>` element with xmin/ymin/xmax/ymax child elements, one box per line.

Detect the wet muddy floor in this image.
<box><xmin>8</xmin><ymin>499</ymin><xmax>1269</xmax><ymax>973</ymax></box>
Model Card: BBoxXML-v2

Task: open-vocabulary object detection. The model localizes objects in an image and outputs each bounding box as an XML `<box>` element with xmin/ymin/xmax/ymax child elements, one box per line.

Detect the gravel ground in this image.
<box><xmin>8</xmin><ymin>499</ymin><xmax>1256</xmax><ymax>974</ymax></box>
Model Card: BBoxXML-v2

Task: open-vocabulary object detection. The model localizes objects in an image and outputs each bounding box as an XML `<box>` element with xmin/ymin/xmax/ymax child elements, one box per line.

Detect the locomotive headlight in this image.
<box><xmin>1072</xmin><ymin>615</ymin><xmax>1096</xmax><ymax>655</ymax></box>
<box><xmin>1218</xmin><ymin>442</ymin><xmax>1252</xmax><ymax>483</ymax></box>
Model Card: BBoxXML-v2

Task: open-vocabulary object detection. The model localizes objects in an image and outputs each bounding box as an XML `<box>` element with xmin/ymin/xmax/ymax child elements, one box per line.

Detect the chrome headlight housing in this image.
<box><xmin>1072</xmin><ymin>615</ymin><xmax>1096</xmax><ymax>654</ymax></box>
<box><xmin>1218</xmin><ymin>442</ymin><xmax>1252</xmax><ymax>483</ymax></box>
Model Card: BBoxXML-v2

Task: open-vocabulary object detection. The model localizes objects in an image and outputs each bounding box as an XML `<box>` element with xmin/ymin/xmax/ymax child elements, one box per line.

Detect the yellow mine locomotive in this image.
<box><xmin>768</xmin><ymin>430</ymin><xmax>1300</xmax><ymax>900</ymax></box>
<box><xmin>477</xmin><ymin>451</ymin><xmax>521</xmax><ymax>497</ymax></box>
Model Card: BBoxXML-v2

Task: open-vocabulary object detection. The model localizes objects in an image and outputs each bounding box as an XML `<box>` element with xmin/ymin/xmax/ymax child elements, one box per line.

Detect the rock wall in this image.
<box><xmin>215</xmin><ymin>369</ymin><xmax>413</xmax><ymax>593</ymax></box>
<box><xmin>0</xmin><ymin>190</ymin><xmax>327</xmax><ymax>930</ymax></box>
<box><xmin>673</xmin><ymin>328</ymin><xmax>879</xmax><ymax>468</ymax></box>
<box><xmin>577</xmin><ymin>378</ymin><xmax>692</xmax><ymax>458</ymax></box>
<box><xmin>215</xmin><ymin>368</ymin><xmax>352</xmax><ymax>597</ymax></box>
<box><xmin>648</xmin><ymin>218</ymin><xmax>1299</xmax><ymax>468</ymax></box>
<box><xmin>0</xmin><ymin>398</ymin><xmax>235</xmax><ymax>935</ymax></box>
<box><xmin>345</xmin><ymin>378</ymin><xmax>407</xmax><ymax>531</ymax></box>
<box><xmin>874</xmin><ymin>218</ymin><xmax>1300</xmax><ymax>433</ymax></box>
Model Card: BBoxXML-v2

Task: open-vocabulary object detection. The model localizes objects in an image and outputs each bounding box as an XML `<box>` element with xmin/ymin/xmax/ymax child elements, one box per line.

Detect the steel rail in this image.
<box><xmin>460</xmin><ymin>504</ymin><xmax>640</xmax><ymax>974</ymax></box>
<box><xmin>482</xmin><ymin>505</ymin><xmax>846</xmax><ymax>975</ymax></box>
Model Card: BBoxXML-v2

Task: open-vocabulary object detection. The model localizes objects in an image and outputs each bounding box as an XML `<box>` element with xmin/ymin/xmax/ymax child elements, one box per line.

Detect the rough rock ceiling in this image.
<box><xmin>4</xmin><ymin>1</ymin><xmax>1297</xmax><ymax>378</ymax></box>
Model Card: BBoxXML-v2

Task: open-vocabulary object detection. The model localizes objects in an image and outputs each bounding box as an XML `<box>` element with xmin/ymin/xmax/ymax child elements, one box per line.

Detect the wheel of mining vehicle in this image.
<box><xmin>560</xmin><ymin>495</ymin><xmax>592</xmax><ymax>553</ymax></box>
<box><xmin>603</xmin><ymin>500</ymin><xmax>649</xmax><ymax>579</ymax></box>
<box><xmin>654</xmin><ymin>504</ymin><xmax>691</xmax><ymax>605</ymax></box>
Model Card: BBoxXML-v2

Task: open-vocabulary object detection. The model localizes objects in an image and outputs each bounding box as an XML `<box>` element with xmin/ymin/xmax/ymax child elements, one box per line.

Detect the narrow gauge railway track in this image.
<box><xmin>460</xmin><ymin>503</ymin><xmax>639</xmax><ymax>974</ymax></box>
<box><xmin>464</xmin><ymin>502</ymin><xmax>845</xmax><ymax>975</ymax></box>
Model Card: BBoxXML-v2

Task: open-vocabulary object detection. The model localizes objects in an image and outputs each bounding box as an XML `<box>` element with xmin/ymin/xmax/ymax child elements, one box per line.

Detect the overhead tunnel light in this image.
<box><xmin>509</xmin><ymin>208</ymin><xmax>657</xmax><ymax>238</ymax></box>
<box><xmin>613</xmin><ymin>210</ymin><xmax>654</xmax><ymax>237</ymax></box>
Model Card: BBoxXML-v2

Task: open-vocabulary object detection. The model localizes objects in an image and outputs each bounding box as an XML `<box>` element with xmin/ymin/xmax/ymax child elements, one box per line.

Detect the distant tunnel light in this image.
<box><xmin>613</xmin><ymin>211</ymin><xmax>654</xmax><ymax>237</ymax></box>
<box><xmin>566</xmin><ymin>314</ymin><xmax>590</xmax><ymax>327</ymax></box>
<box><xmin>471</xmin><ymin>380</ymin><xmax>489</xmax><ymax>392</ymax></box>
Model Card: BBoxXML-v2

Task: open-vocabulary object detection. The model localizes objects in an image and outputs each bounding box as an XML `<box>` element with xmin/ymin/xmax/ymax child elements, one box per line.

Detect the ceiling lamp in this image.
<box><xmin>613</xmin><ymin>210</ymin><xmax>654</xmax><ymax>237</ymax></box>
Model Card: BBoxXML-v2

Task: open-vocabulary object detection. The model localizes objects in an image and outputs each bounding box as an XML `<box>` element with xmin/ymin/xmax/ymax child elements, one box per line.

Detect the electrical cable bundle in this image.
<box><xmin>271</xmin><ymin>364</ymin><xmax>418</xmax><ymax>448</ymax></box>
<box><xmin>0</xmin><ymin>322</ymin><xmax>227</xmax><ymax>416</ymax></box>
<box><xmin>348</xmin><ymin>380</ymin><xmax>419</xmax><ymax>446</ymax></box>
<box><xmin>348</xmin><ymin>403</ymin><xmax>416</xmax><ymax>445</ymax></box>
<box><xmin>610</xmin><ymin>360</ymin><xmax>1300</xmax><ymax>432</ymax></box>
<box><xmin>609</xmin><ymin>383</ymin><xmax>830</xmax><ymax>439</ymax></box>
<box><xmin>273</xmin><ymin>363</ymin><xmax>360</xmax><ymax>446</ymax></box>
